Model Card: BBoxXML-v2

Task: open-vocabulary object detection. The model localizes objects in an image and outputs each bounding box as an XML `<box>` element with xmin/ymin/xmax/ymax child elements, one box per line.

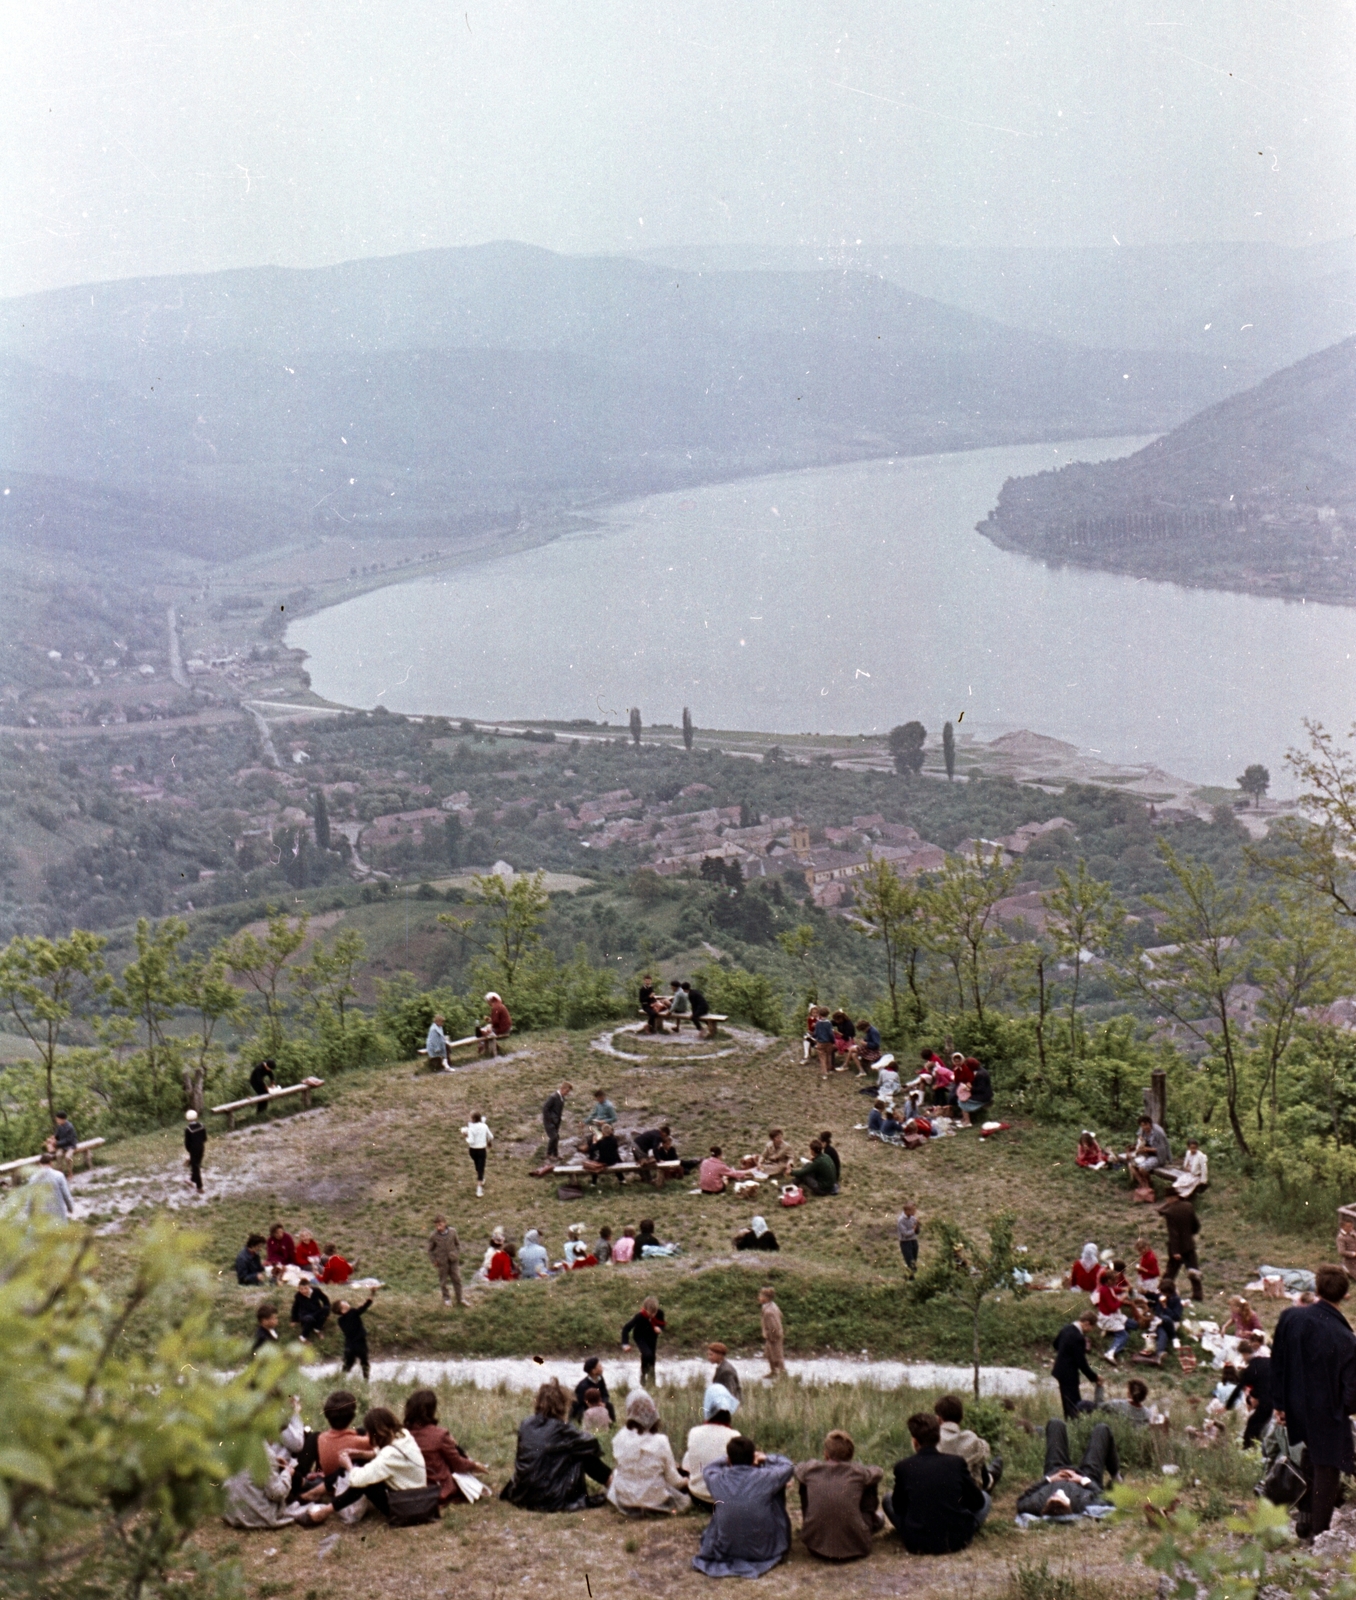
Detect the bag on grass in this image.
<box><xmin>779</xmin><ymin>1185</ymin><xmax>806</xmax><ymax>1208</ymax></box>
<box><xmin>387</xmin><ymin>1483</ymin><xmax>441</xmax><ymax>1525</ymax></box>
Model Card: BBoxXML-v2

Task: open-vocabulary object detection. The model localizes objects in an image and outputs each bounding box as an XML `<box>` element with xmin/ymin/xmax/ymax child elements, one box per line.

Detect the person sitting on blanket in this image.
<box><xmin>880</xmin><ymin>1109</ymin><xmax>905</xmax><ymax>1140</ymax></box>
<box><xmin>856</xmin><ymin>1020</ymin><xmax>883</xmax><ymax>1069</ymax></box>
<box><xmin>758</xmin><ymin>1129</ymin><xmax>793</xmax><ymax>1179</ymax></box>
<box><xmin>868</xmin><ymin>1099</ymin><xmax>889</xmax><ymax>1134</ymax></box>
<box><xmin>1014</xmin><ymin>1419</ymin><xmax>1119</xmax><ymax>1517</ymax></box>
<box><xmin>1076</xmin><ymin>1131</ymin><xmax>1113</xmax><ymax>1169</ymax></box>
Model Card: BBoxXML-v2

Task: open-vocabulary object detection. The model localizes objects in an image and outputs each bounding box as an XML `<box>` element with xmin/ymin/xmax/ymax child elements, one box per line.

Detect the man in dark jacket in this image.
<box><xmin>570</xmin><ymin>1356</ymin><xmax>615</xmax><ymax>1424</ymax></box>
<box><xmin>883</xmin><ymin>1412</ymin><xmax>988</xmax><ymax>1553</ymax></box>
<box><xmin>183</xmin><ymin>1109</ymin><xmax>207</xmax><ymax>1192</ymax></box>
<box><xmin>1159</xmin><ymin>1195</ymin><xmax>1203</xmax><ymax>1300</ymax></box>
<box><xmin>336</xmin><ymin>1295</ymin><xmax>374</xmax><ymax>1382</ymax></box>
<box><xmin>542</xmin><ymin>1081</ymin><xmax>572</xmax><ymax>1158</ymax></box>
<box><xmin>639</xmin><ymin>975</ymin><xmax>660</xmax><ymax>1033</ymax></box>
<box><xmin>1015</xmin><ymin>1419</ymin><xmax>1118</xmax><ymax>1516</ymax></box>
<box><xmin>289</xmin><ymin>1281</ymin><xmax>331</xmax><ymax>1344</ymax></box>
<box><xmin>1271</xmin><ymin>1264</ymin><xmax>1356</xmax><ymax>1536</ymax></box>
<box><xmin>500</xmin><ymin>1379</ymin><xmax>610</xmax><ymax>1511</ymax></box>
<box><xmin>1052</xmin><ymin>1311</ymin><xmax>1101</xmax><ymax>1418</ymax></box>
<box><xmin>235</xmin><ymin>1233</ymin><xmax>266</xmax><ymax>1285</ymax></box>
<box><xmin>621</xmin><ymin>1297</ymin><xmax>666</xmax><ymax>1387</ymax></box>
<box><xmin>792</xmin><ymin>1141</ymin><xmax>839</xmax><ymax>1197</ymax></box>
<box><xmin>685</xmin><ymin>982</ymin><xmax>709</xmax><ymax>1029</ymax></box>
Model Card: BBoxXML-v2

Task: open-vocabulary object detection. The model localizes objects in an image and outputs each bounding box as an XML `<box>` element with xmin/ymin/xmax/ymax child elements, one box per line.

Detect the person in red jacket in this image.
<box><xmin>478</xmin><ymin>992</ymin><xmax>513</xmax><ymax>1057</ymax></box>
<box><xmin>318</xmin><ymin>1242</ymin><xmax>353</xmax><ymax>1284</ymax></box>
<box><xmin>1068</xmin><ymin>1243</ymin><xmax>1101</xmax><ymax>1293</ymax></box>
<box><xmin>266</xmin><ymin>1223</ymin><xmax>295</xmax><ymax>1275</ymax></box>
<box><xmin>403</xmin><ymin>1389</ymin><xmax>489</xmax><ymax>1504</ymax></box>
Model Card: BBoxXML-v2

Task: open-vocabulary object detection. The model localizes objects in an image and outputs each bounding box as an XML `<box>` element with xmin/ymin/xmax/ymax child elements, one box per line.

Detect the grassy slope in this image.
<box><xmin>90</xmin><ymin>1021</ymin><xmax>1305</xmax><ymax>1367</ymax></box>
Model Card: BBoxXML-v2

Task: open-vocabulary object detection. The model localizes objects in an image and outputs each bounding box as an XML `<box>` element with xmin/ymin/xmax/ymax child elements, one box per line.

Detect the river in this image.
<box><xmin>290</xmin><ymin>436</ymin><xmax>1356</xmax><ymax>786</ymax></box>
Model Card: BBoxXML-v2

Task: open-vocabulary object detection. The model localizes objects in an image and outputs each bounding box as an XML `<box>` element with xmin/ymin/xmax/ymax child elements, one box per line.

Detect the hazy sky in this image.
<box><xmin>4</xmin><ymin>0</ymin><xmax>1353</xmax><ymax>296</ymax></box>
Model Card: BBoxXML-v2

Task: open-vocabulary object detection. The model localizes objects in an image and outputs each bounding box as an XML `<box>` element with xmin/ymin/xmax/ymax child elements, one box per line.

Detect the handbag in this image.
<box><xmin>1259</xmin><ymin>1426</ymin><xmax>1306</xmax><ymax>1507</ymax></box>
<box><xmin>779</xmin><ymin>1185</ymin><xmax>806</xmax><ymax>1208</ymax></box>
<box><xmin>387</xmin><ymin>1483</ymin><xmax>442</xmax><ymax>1525</ymax></box>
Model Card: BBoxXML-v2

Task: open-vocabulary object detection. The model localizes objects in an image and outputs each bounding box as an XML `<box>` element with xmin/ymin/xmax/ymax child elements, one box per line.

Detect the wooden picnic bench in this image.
<box><xmin>418</xmin><ymin>1029</ymin><xmax>512</xmax><ymax>1065</ymax></box>
<box><xmin>0</xmin><ymin>1136</ymin><xmax>105</xmax><ymax>1177</ymax></box>
<box><xmin>633</xmin><ymin>1011</ymin><xmax>728</xmax><ymax>1039</ymax></box>
<box><xmin>211</xmin><ymin>1078</ymin><xmax>325</xmax><ymax>1131</ymax></box>
<box><xmin>553</xmin><ymin>1159</ymin><xmax>682</xmax><ymax>1186</ymax></box>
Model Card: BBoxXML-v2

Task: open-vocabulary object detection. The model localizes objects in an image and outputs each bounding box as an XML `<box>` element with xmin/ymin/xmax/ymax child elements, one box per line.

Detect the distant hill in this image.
<box><xmin>637</xmin><ymin>238</ymin><xmax>1356</xmax><ymax>372</ymax></box>
<box><xmin>0</xmin><ymin>242</ymin><xmax>1257</xmax><ymax>574</ymax></box>
<box><xmin>974</xmin><ymin>336</ymin><xmax>1356</xmax><ymax>601</ymax></box>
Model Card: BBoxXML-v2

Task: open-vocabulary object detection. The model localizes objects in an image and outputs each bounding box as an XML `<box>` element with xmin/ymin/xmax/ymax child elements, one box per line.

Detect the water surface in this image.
<box><xmin>291</xmin><ymin>437</ymin><xmax>1356</xmax><ymax>786</ymax></box>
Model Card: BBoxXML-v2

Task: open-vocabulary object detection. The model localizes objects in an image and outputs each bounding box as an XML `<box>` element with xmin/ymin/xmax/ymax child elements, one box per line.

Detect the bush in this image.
<box><xmin>694</xmin><ymin>961</ymin><xmax>784</xmax><ymax>1032</ymax></box>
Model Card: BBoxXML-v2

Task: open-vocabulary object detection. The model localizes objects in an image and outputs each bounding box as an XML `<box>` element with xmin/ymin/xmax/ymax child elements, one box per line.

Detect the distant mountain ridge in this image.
<box><xmin>0</xmin><ymin>241</ymin><xmax>1258</xmax><ymax>574</ymax></box>
<box><xmin>975</xmin><ymin>335</ymin><xmax>1356</xmax><ymax>602</ymax></box>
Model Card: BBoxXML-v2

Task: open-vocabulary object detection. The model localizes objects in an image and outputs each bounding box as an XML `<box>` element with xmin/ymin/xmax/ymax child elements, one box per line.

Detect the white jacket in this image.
<box><xmin>607</xmin><ymin>1427</ymin><xmax>689</xmax><ymax>1512</ymax></box>
<box><xmin>462</xmin><ymin>1122</ymin><xmax>493</xmax><ymax>1150</ymax></box>
<box><xmin>681</xmin><ymin>1423</ymin><xmax>740</xmax><ymax>1503</ymax></box>
<box><xmin>348</xmin><ymin>1430</ymin><xmax>427</xmax><ymax>1490</ymax></box>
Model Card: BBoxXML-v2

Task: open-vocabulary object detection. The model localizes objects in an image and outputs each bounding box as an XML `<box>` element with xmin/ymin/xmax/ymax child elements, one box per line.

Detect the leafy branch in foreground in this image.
<box><xmin>0</xmin><ymin>1208</ymin><xmax>297</xmax><ymax>1600</ymax></box>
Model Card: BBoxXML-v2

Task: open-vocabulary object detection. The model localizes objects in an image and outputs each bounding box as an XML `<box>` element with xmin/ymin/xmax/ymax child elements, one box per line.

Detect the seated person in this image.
<box><xmin>935</xmin><ymin>1394</ymin><xmax>1002</xmax><ymax>1491</ymax></box>
<box><xmin>883</xmin><ymin>1412</ymin><xmax>989</xmax><ymax>1554</ymax></box>
<box><xmin>682</xmin><ymin>1386</ymin><xmax>742</xmax><ymax>1506</ymax></box>
<box><xmin>317</xmin><ymin>1242</ymin><xmax>353</xmax><ymax>1284</ymax></box>
<box><xmin>293</xmin><ymin>1230</ymin><xmax>322</xmax><ymax>1272</ymax></box>
<box><xmin>791</xmin><ymin>1140</ymin><xmax>838</xmax><ymax>1197</ymax></box>
<box><xmin>289</xmin><ymin>1281</ymin><xmax>331</xmax><ymax>1343</ymax></box>
<box><xmin>332</xmin><ymin>1407</ymin><xmax>428</xmax><ymax>1518</ymax></box>
<box><xmin>794</xmin><ymin>1430</ymin><xmax>884</xmax><ymax>1561</ymax></box>
<box><xmin>733</xmin><ymin>1215</ymin><xmax>780</xmax><ymax>1251</ymax></box>
<box><xmin>667</xmin><ymin>980</ymin><xmax>692</xmax><ymax>1031</ymax></box>
<box><xmin>1014</xmin><ymin>1419</ymin><xmax>1118</xmax><ymax>1517</ymax></box>
<box><xmin>856</xmin><ymin>1020</ymin><xmax>883</xmax><ymax>1068</ymax></box>
<box><xmin>222</xmin><ymin>1418</ymin><xmax>333</xmax><ymax>1529</ymax></box>
<box><xmin>561</xmin><ymin>1223</ymin><xmax>592</xmax><ymax>1269</ymax></box>
<box><xmin>1068</xmin><ymin>1244</ymin><xmax>1102</xmax><ymax>1293</ymax></box>
<box><xmin>758</xmin><ymin>1129</ymin><xmax>793</xmax><ymax>1179</ymax></box>
<box><xmin>1127</xmin><ymin>1115</ymin><xmax>1170</xmax><ymax>1190</ymax></box>
<box><xmin>636</xmin><ymin>1218</ymin><xmax>678</xmax><ymax>1258</ymax></box>
<box><xmin>958</xmin><ymin>1063</ymin><xmax>993</xmax><ymax>1126</ymax></box>
<box><xmin>500</xmin><ymin>1378</ymin><xmax>612</xmax><ymax>1512</ymax></box>
<box><xmin>518</xmin><ymin>1229</ymin><xmax>551</xmax><ymax>1279</ymax></box>
<box><xmin>607</xmin><ymin>1389</ymin><xmax>691</xmax><ymax>1516</ymax></box>
<box><xmin>1134</xmin><ymin>1277</ymin><xmax>1184</xmax><ymax>1366</ymax></box>
<box><xmin>880</xmin><ymin>1110</ymin><xmax>905</xmax><ymax>1140</ymax></box>
<box><xmin>316</xmin><ymin>1389</ymin><xmax>367</xmax><ymax>1481</ymax></box>
<box><xmin>580</xmin><ymin>1388</ymin><xmax>612</xmax><ymax>1434</ymax></box>
<box><xmin>592</xmin><ymin>1226</ymin><xmax>613</xmax><ymax>1263</ymax></box>
<box><xmin>875</xmin><ymin>1058</ymin><xmax>902</xmax><ymax>1099</ymax></box>
<box><xmin>1135</xmin><ymin>1239</ymin><xmax>1161</xmax><ymax>1298</ymax></box>
<box><xmin>235</xmin><ymin>1233</ymin><xmax>267</xmax><ymax>1285</ymax></box>
<box><xmin>611</xmin><ymin>1226</ymin><xmax>637</xmax><ymax>1264</ymax></box>
<box><xmin>868</xmin><ymin>1099</ymin><xmax>889</xmax><ymax>1134</ymax></box>
<box><xmin>403</xmin><ymin>1388</ymin><xmax>488</xmax><ymax>1505</ymax></box>
<box><xmin>476</xmin><ymin>1227</ymin><xmax>508</xmax><ymax>1281</ymax></box>
<box><xmin>581</xmin><ymin>1127</ymin><xmax>623</xmax><ymax>1174</ymax></box>
<box><xmin>1076</xmin><ymin>1131</ymin><xmax>1113</xmax><ymax>1169</ymax></box>
<box><xmin>1100</xmin><ymin>1378</ymin><xmax>1153</xmax><ymax>1425</ymax></box>
<box><xmin>1224</xmin><ymin>1295</ymin><xmax>1263</xmax><ymax>1338</ymax></box>
<box><xmin>699</xmin><ymin>1147</ymin><xmax>740</xmax><ymax>1193</ymax></box>
<box><xmin>477</xmin><ymin>991</ymin><xmax>513</xmax><ymax>1057</ymax></box>
<box><xmin>1093</xmin><ymin>1270</ymin><xmax>1130</xmax><ymax>1363</ymax></box>
<box><xmin>1175</xmin><ymin>1137</ymin><xmax>1209</xmax><ymax>1197</ymax></box>
<box><xmin>486</xmin><ymin>1240</ymin><xmax>519</xmax><ymax>1281</ymax></box>
<box><xmin>692</xmin><ymin>1436</ymin><xmax>794</xmax><ymax>1578</ymax></box>
<box><xmin>266</xmin><ymin>1223</ymin><xmax>295</xmax><ymax>1273</ymax></box>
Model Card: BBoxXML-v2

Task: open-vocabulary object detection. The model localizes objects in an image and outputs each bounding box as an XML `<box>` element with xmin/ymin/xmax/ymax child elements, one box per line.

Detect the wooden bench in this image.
<box><xmin>553</xmin><ymin>1159</ymin><xmax>682</xmax><ymax>1186</ymax></box>
<box><xmin>697</xmin><ymin>1012</ymin><xmax>727</xmax><ymax>1039</ymax></box>
<box><xmin>211</xmin><ymin>1078</ymin><xmax>325</xmax><ymax>1131</ymax></box>
<box><xmin>418</xmin><ymin>1030</ymin><xmax>512</xmax><ymax>1066</ymax></box>
<box><xmin>0</xmin><ymin>1136</ymin><xmax>105</xmax><ymax>1177</ymax></box>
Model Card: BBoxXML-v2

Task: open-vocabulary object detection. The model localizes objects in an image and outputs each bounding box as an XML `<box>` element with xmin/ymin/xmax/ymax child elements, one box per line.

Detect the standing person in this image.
<box><xmin>25</xmin><ymin>1153</ymin><xmax>75</xmax><ymax>1221</ymax></box>
<box><xmin>183</xmin><ymin>1109</ymin><xmax>206</xmax><ymax>1193</ymax></box>
<box><xmin>692</xmin><ymin>1437</ymin><xmax>794</xmax><ymax>1578</ymax></box>
<box><xmin>337</xmin><ymin>1294</ymin><xmax>375</xmax><ymax>1382</ymax></box>
<box><xmin>1225</xmin><ymin>1337</ymin><xmax>1274</xmax><ymax>1447</ymax></box>
<box><xmin>898</xmin><ymin>1203</ymin><xmax>921</xmax><ymax>1275</ymax></box>
<box><xmin>249</xmin><ymin>1058</ymin><xmax>276</xmax><ymax>1117</ymax></box>
<box><xmin>811</xmin><ymin>1009</ymin><xmax>836</xmax><ymax>1080</ymax></box>
<box><xmin>428</xmin><ymin>1215</ymin><xmax>463</xmax><ymax>1307</ymax></box>
<box><xmin>707</xmin><ymin>1342</ymin><xmax>742</xmax><ymax>1401</ymax></box>
<box><xmin>425</xmin><ymin>1013</ymin><xmax>450</xmax><ymax>1072</ymax></box>
<box><xmin>1271</xmin><ymin>1263</ymin><xmax>1356</xmax><ymax>1538</ymax></box>
<box><xmin>462</xmin><ymin>1111</ymin><xmax>493</xmax><ymax>1198</ymax></box>
<box><xmin>639</xmin><ymin>974</ymin><xmax>660</xmax><ymax>1034</ymax></box>
<box><xmin>542</xmin><ymin>1081</ymin><xmax>572</xmax><ymax>1158</ymax></box>
<box><xmin>883</xmin><ymin>1413</ymin><xmax>989</xmax><ymax>1554</ymax></box>
<box><xmin>685</xmin><ymin>981</ymin><xmax>709</xmax><ymax>1034</ymax></box>
<box><xmin>1052</xmin><ymin>1311</ymin><xmax>1101</xmax><ymax>1418</ymax></box>
<box><xmin>478</xmin><ymin>992</ymin><xmax>512</xmax><ymax>1057</ymax></box>
<box><xmin>759</xmin><ymin>1286</ymin><xmax>786</xmax><ymax>1379</ymax></box>
<box><xmin>1159</xmin><ymin>1193</ymin><xmax>1204</xmax><ymax>1301</ymax></box>
<box><xmin>621</xmin><ymin>1295</ymin><xmax>666</xmax><ymax>1388</ymax></box>
<box><xmin>52</xmin><ymin>1111</ymin><xmax>78</xmax><ymax>1179</ymax></box>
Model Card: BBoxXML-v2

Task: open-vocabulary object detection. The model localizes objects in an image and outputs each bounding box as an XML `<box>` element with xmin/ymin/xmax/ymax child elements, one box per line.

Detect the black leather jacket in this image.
<box><xmin>499</xmin><ymin>1415</ymin><xmax>610</xmax><ymax>1511</ymax></box>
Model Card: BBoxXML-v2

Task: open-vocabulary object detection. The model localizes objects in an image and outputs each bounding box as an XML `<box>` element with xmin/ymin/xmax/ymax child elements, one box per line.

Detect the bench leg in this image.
<box><xmin>301</xmin><ymin>1088</ymin><xmax>312</xmax><ymax>1110</ymax></box>
<box><xmin>226</xmin><ymin>1111</ymin><xmax>235</xmax><ymax>1132</ymax></box>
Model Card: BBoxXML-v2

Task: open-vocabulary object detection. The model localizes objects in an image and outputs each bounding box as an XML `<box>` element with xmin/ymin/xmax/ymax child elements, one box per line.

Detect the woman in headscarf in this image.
<box><xmin>500</xmin><ymin>1378</ymin><xmax>611</xmax><ymax>1512</ymax></box>
<box><xmin>519</xmin><ymin>1229</ymin><xmax>550</xmax><ymax>1279</ymax></box>
<box><xmin>682</xmin><ymin>1385</ymin><xmax>741</xmax><ymax>1508</ymax></box>
<box><xmin>606</xmin><ymin>1389</ymin><xmax>691</xmax><ymax>1516</ymax></box>
<box><xmin>1068</xmin><ymin>1243</ymin><xmax>1101</xmax><ymax>1292</ymax></box>
<box><xmin>733</xmin><ymin>1215</ymin><xmax>780</xmax><ymax>1251</ymax></box>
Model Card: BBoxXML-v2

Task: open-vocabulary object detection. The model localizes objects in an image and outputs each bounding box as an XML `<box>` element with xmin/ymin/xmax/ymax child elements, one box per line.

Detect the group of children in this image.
<box><xmin>475</xmin><ymin>1218</ymin><xmax>682</xmax><ymax>1282</ymax></box>
<box><xmin>1066</xmin><ymin>1237</ymin><xmax>1218</xmax><ymax>1369</ymax></box>
<box><xmin>802</xmin><ymin>1009</ymin><xmax>885</xmax><ymax>1078</ymax></box>
<box><xmin>234</xmin><ymin>1223</ymin><xmax>357</xmax><ymax>1286</ymax></box>
<box><xmin>251</xmin><ymin>1289</ymin><xmax>377</xmax><ymax>1379</ymax></box>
